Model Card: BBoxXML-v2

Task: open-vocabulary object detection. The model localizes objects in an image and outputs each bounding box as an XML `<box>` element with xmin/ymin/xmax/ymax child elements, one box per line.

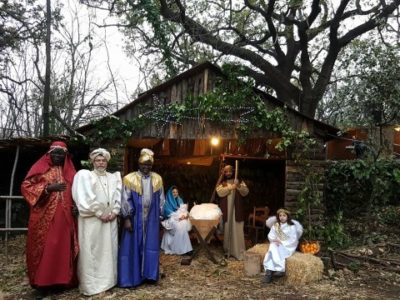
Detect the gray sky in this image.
<box><xmin>61</xmin><ymin>0</ymin><xmax>141</xmax><ymax>108</ymax></box>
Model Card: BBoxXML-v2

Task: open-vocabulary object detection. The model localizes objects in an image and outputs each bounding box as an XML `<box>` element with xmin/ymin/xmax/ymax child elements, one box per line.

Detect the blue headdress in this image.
<box><xmin>163</xmin><ymin>186</ymin><xmax>184</xmax><ymax>218</ymax></box>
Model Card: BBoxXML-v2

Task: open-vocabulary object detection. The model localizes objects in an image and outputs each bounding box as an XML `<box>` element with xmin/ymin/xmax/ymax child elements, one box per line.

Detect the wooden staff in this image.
<box><xmin>210</xmin><ymin>164</ymin><xmax>225</xmax><ymax>203</ymax></box>
<box><xmin>234</xmin><ymin>159</ymin><xmax>239</xmax><ymax>181</ymax></box>
<box><xmin>227</xmin><ymin>160</ymin><xmax>239</xmax><ymax>258</ymax></box>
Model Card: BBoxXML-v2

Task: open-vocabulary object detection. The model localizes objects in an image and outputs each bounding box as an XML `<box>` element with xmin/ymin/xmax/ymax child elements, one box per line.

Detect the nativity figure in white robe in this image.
<box><xmin>262</xmin><ymin>208</ymin><xmax>303</xmax><ymax>283</ymax></box>
<box><xmin>161</xmin><ymin>186</ymin><xmax>192</xmax><ymax>255</ymax></box>
<box><xmin>72</xmin><ymin>148</ymin><xmax>122</xmax><ymax>296</ymax></box>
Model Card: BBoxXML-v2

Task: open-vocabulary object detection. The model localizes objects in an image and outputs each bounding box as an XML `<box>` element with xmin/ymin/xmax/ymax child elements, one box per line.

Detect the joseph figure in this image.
<box><xmin>216</xmin><ymin>164</ymin><xmax>249</xmax><ymax>260</ymax></box>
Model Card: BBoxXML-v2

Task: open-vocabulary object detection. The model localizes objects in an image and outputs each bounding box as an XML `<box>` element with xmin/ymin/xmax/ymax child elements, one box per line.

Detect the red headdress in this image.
<box><xmin>24</xmin><ymin>141</ymin><xmax>76</xmax><ymax>183</ymax></box>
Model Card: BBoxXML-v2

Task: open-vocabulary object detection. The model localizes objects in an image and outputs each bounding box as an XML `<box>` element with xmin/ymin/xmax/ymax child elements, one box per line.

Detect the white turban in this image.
<box><xmin>138</xmin><ymin>148</ymin><xmax>154</xmax><ymax>164</ymax></box>
<box><xmin>89</xmin><ymin>148</ymin><xmax>111</xmax><ymax>162</ymax></box>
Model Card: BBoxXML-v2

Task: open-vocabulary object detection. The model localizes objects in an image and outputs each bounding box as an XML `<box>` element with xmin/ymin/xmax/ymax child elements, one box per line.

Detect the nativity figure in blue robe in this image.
<box><xmin>118</xmin><ymin>148</ymin><xmax>165</xmax><ymax>288</ymax></box>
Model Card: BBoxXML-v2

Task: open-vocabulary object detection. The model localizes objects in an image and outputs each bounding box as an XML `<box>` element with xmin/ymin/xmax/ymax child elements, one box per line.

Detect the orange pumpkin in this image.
<box><xmin>299</xmin><ymin>241</ymin><xmax>320</xmax><ymax>255</ymax></box>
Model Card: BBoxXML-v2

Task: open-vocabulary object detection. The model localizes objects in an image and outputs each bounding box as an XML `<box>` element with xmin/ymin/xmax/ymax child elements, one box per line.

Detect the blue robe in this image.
<box><xmin>118</xmin><ymin>172</ymin><xmax>164</xmax><ymax>287</ymax></box>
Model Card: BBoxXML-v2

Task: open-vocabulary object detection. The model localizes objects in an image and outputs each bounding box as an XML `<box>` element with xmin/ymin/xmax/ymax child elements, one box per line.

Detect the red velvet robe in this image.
<box><xmin>21</xmin><ymin>166</ymin><xmax>79</xmax><ymax>288</ymax></box>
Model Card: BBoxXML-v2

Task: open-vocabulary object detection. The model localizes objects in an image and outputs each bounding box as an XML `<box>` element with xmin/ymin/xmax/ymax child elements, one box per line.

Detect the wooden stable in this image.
<box><xmin>78</xmin><ymin>62</ymin><xmax>339</xmax><ymax>222</ymax></box>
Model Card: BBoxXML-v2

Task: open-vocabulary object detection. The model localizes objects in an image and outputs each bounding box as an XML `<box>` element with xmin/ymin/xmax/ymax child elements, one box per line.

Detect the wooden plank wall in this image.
<box><xmin>284</xmin><ymin>160</ymin><xmax>326</xmax><ymax>219</ymax></box>
<box><xmin>118</xmin><ymin>69</ymin><xmax>218</xmax><ymax>139</ymax></box>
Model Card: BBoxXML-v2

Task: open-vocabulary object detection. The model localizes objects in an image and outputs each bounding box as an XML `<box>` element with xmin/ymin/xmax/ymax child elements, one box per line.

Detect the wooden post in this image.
<box><xmin>235</xmin><ymin>160</ymin><xmax>239</xmax><ymax>181</ymax></box>
<box><xmin>203</xmin><ymin>68</ymin><xmax>209</xmax><ymax>94</ymax></box>
<box><xmin>5</xmin><ymin>145</ymin><xmax>20</xmax><ymax>263</ymax></box>
<box><xmin>227</xmin><ymin>160</ymin><xmax>239</xmax><ymax>258</ymax></box>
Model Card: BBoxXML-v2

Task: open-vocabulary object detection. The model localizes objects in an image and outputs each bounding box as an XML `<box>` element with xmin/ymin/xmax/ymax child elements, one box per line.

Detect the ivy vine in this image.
<box><xmin>75</xmin><ymin>64</ymin><xmax>316</xmax><ymax>156</ymax></box>
<box><xmin>135</xmin><ymin>0</ymin><xmax>177</xmax><ymax>77</ymax></box>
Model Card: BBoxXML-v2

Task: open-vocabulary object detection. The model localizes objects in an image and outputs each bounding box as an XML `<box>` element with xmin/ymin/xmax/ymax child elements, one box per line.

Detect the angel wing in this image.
<box><xmin>292</xmin><ymin>220</ymin><xmax>303</xmax><ymax>239</ymax></box>
<box><xmin>266</xmin><ymin>216</ymin><xmax>303</xmax><ymax>239</ymax></box>
<box><xmin>265</xmin><ymin>216</ymin><xmax>276</xmax><ymax>228</ymax></box>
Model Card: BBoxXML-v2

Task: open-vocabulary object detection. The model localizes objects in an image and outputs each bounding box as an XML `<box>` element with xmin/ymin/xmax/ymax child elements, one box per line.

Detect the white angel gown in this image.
<box><xmin>72</xmin><ymin>169</ymin><xmax>121</xmax><ymax>296</ymax></box>
<box><xmin>263</xmin><ymin>218</ymin><xmax>302</xmax><ymax>272</ymax></box>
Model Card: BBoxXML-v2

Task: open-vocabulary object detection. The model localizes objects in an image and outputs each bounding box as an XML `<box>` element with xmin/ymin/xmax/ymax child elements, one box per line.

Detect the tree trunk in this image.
<box><xmin>42</xmin><ymin>0</ymin><xmax>51</xmax><ymax>136</ymax></box>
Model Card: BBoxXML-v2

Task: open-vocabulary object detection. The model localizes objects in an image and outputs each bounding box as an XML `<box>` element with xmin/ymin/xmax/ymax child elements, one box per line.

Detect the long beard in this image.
<box><xmin>224</xmin><ymin>174</ymin><xmax>233</xmax><ymax>180</ymax></box>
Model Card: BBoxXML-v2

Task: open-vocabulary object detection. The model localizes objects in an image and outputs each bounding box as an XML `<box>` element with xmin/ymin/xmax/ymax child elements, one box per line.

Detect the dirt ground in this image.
<box><xmin>1</xmin><ymin>235</ymin><xmax>400</xmax><ymax>300</ymax></box>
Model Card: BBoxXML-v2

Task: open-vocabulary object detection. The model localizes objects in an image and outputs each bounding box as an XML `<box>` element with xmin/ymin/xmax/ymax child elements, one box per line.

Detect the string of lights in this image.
<box><xmin>139</xmin><ymin>97</ymin><xmax>257</xmax><ymax>136</ymax></box>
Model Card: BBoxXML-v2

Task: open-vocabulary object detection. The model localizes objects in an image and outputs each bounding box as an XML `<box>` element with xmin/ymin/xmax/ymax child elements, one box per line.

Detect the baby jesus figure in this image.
<box><xmin>175</xmin><ymin>204</ymin><xmax>189</xmax><ymax>221</ymax></box>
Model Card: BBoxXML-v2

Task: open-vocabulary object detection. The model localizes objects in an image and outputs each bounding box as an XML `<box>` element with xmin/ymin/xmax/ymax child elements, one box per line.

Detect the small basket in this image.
<box><xmin>299</xmin><ymin>241</ymin><xmax>321</xmax><ymax>255</ymax></box>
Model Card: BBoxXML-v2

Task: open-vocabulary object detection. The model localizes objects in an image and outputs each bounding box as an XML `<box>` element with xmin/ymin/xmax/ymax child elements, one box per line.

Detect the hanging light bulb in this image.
<box><xmin>210</xmin><ymin>136</ymin><xmax>220</xmax><ymax>146</ymax></box>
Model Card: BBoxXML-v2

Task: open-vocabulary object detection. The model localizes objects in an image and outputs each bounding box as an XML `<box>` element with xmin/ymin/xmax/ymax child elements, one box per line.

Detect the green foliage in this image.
<box><xmin>296</xmin><ymin>164</ymin><xmax>323</xmax><ymax>241</ymax></box>
<box><xmin>155</xmin><ymin>66</ymin><xmax>309</xmax><ymax>147</ymax></box>
<box><xmin>393</xmin><ymin>168</ymin><xmax>400</xmax><ymax>184</ymax></box>
<box><xmin>319</xmin><ymin>212</ymin><xmax>350</xmax><ymax>248</ymax></box>
<box><xmin>124</xmin><ymin>0</ymin><xmax>177</xmax><ymax>77</ymax></box>
<box><xmin>80</xmin><ymin>159</ymin><xmax>91</xmax><ymax>169</ymax></box>
<box><xmin>325</xmin><ymin>158</ymin><xmax>400</xmax><ymax>217</ymax></box>
<box><xmin>73</xmin><ymin>114</ymin><xmax>149</xmax><ymax>147</ymax></box>
<box><xmin>376</xmin><ymin>206</ymin><xmax>400</xmax><ymax>226</ymax></box>
<box><xmin>323</xmin><ymin>149</ymin><xmax>400</xmax><ymax>248</ymax></box>
<box><xmin>324</xmin><ymin>41</ymin><xmax>400</xmax><ymax>127</ymax></box>
<box><xmin>161</xmin><ymin>66</ymin><xmax>300</xmax><ymax>145</ymax></box>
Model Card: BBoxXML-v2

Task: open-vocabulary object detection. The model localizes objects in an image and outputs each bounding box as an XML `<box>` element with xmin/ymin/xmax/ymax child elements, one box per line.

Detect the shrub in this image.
<box><xmin>319</xmin><ymin>212</ymin><xmax>350</xmax><ymax>248</ymax></box>
<box><xmin>376</xmin><ymin>205</ymin><xmax>400</xmax><ymax>226</ymax></box>
<box><xmin>325</xmin><ymin>159</ymin><xmax>400</xmax><ymax>218</ymax></box>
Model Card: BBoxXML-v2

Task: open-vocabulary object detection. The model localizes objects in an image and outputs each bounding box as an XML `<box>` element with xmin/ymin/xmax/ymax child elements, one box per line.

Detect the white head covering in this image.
<box><xmin>89</xmin><ymin>148</ymin><xmax>111</xmax><ymax>162</ymax></box>
<box><xmin>138</xmin><ymin>148</ymin><xmax>154</xmax><ymax>164</ymax></box>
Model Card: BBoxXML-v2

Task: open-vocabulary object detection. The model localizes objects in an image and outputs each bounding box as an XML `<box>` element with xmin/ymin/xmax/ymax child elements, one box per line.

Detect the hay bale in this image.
<box><xmin>246</xmin><ymin>243</ymin><xmax>269</xmax><ymax>258</ymax></box>
<box><xmin>244</xmin><ymin>243</ymin><xmax>268</xmax><ymax>276</ymax></box>
<box><xmin>246</xmin><ymin>243</ymin><xmax>323</xmax><ymax>285</ymax></box>
<box><xmin>285</xmin><ymin>252</ymin><xmax>324</xmax><ymax>286</ymax></box>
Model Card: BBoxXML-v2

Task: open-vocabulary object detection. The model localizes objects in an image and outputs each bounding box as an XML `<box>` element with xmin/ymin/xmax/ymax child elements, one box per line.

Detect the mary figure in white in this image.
<box><xmin>161</xmin><ymin>186</ymin><xmax>192</xmax><ymax>255</ymax></box>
